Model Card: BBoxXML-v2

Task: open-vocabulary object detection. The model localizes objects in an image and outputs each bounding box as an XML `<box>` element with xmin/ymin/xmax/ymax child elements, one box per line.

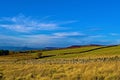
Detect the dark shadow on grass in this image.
<box><xmin>38</xmin><ymin>55</ymin><xmax>56</xmax><ymax>59</ymax></box>
<box><xmin>37</xmin><ymin>45</ymin><xmax>119</xmax><ymax>58</ymax></box>
<box><xmin>62</xmin><ymin>45</ymin><xmax>119</xmax><ymax>55</ymax></box>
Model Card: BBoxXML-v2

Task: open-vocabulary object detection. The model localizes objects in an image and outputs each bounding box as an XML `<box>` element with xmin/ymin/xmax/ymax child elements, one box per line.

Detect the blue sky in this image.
<box><xmin>0</xmin><ymin>0</ymin><xmax>120</xmax><ymax>47</ymax></box>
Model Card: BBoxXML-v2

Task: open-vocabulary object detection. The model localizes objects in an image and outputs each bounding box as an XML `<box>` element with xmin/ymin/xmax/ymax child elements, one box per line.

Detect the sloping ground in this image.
<box><xmin>0</xmin><ymin>46</ymin><xmax>120</xmax><ymax>80</ymax></box>
<box><xmin>79</xmin><ymin>45</ymin><xmax>120</xmax><ymax>57</ymax></box>
<box><xmin>42</xmin><ymin>45</ymin><xmax>120</xmax><ymax>59</ymax></box>
<box><xmin>42</xmin><ymin>46</ymin><xmax>101</xmax><ymax>57</ymax></box>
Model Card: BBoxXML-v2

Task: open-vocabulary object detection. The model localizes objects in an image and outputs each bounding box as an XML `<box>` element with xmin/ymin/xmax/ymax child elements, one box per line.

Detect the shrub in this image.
<box><xmin>33</xmin><ymin>52</ymin><xmax>42</xmax><ymax>59</ymax></box>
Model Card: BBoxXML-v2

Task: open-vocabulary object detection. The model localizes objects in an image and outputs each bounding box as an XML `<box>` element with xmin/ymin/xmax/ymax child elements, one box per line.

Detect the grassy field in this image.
<box><xmin>42</xmin><ymin>46</ymin><xmax>100</xmax><ymax>56</ymax></box>
<box><xmin>0</xmin><ymin>45</ymin><xmax>120</xmax><ymax>80</ymax></box>
<box><xmin>42</xmin><ymin>45</ymin><xmax>120</xmax><ymax>58</ymax></box>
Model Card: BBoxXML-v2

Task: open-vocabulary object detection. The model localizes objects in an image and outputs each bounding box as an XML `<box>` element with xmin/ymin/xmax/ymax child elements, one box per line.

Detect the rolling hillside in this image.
<box><xmin>41</xmin><ymin>45</ymin><xmax>120</xmax><ymax>59</ymax></box>
<box><xmin>0</xmin><ymin>45</ymin><xmax>120</xmax><ymax>80</ymax></box>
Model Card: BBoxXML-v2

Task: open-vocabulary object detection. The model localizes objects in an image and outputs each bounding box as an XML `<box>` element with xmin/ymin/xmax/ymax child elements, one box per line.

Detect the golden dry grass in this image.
<box><xmin>0</xmin><ymin>58</ymin><xmax>120</xmax><ymax>80</ymax></box>
<box><xmin>0</xmin><ymin>46</ymin><xmax>120</xmax><ymax>80</ymax></box>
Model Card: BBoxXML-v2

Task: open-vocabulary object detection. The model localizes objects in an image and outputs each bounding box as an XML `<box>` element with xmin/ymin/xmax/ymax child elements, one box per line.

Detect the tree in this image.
<box><xmin>0</xmin><ymin>50</ymin><xmax>9</xmax><ymax>56</ymax></box>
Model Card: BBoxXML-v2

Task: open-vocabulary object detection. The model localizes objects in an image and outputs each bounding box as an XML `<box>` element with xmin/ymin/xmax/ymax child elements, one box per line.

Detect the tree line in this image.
<box><xmin>0</xmin><ymin>50</ymin><xmax>9</xmax><ymax>56</ymax></box>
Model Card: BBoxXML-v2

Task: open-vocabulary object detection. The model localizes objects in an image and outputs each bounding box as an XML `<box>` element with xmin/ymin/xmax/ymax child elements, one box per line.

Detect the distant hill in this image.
<box><xmin>0</xmin><ymin>44</ymin><xmax>118</xmax><ymax>51</ymax></box>
<box><xmin>0</xmin><ymin>46</ymin><xmax>61</xmax><ymax>51</ymax></box>
<box><xmin>44</xmin><ymin>47</ymin><xmax>60</xmax><ymax>50</ymax></box>
<box><xmin>67</xmin><ymin>44</ymin><xmax>102</xmax><ymax>48</ymax></box>
<box><xmin>0</xmin><ymin>46</ymin><xmax>40</xmax><ymax>51</ymax></box>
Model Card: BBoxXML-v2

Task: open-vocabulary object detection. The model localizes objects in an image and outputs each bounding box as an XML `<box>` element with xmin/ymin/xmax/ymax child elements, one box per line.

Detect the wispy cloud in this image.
<box><xmin>0</xmin><ymin>33</ymin><xmax>118</xmax><ymax>47</ymax></box>
<box><xmin>0</xmin><ymin>31</ymin><xmax>86</xmax><ymax>47</ymax></box>
<box><xmin>0</xmin><ymin>35</ymin><xmax>26</xmax><ymax>46</ymax></box>
<box><xmin>87</xmin><ymin>35</ymin><xmax>106</xmax><ymax>38</ymax></box>
<box><xmin>0</xmin><ymin>14</ymin><xmax>88</xmax><ymax>47</ymax></box>
<box><xmin>56</xmin><ymin>20</ymin><xmax>78</xmax><ymax>25</ymax></box>
<box><xmin>1</xmin><ymin>14</ymin><xmax>118</xmax><ymax>47</ymax></box>
<box><xmin>53</xmin><ymin>32</ymin><xmax>85</xmax><ymax>37</ymax></box>
<box><xmin>86</xmin><ymin>26</ymin><xmax>102</xmax><ymax>32</ymax></box>
<box><xmin>0</xmin><ymin>34</ymin><xmax>74</xmax><ymax>47</ymax></box>
<box><xmin>109</xmin><ymin>33</ymin><xmax>120</xmax><ymax>36</ymax></box>
<box><xmin>0</xmin><ymin>15</ymin><xmax>64</xmax><ymax>33</ymax></box>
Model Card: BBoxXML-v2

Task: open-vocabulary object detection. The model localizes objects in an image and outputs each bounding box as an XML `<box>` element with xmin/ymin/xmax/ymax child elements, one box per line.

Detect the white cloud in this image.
<box><xmin>0</xmin><ymin>33</ymin><xmax>118</xmax><ymax>47</ymax></box>
<box><xmin>0</xmin><ymin>15</ymin><xmax>84</xmax><ymax>47</ymax></box>
<box><xmin>0</xmin><ymin>24</ymin><xmax>33</xmax><ymax>32</ymax></box>
<box><xmin>87</xmin><ymin>35</ymin><xmax>106</xmax><ymax>38</ymax></box>
<box><xmin>1</xmin><ymin>15</ymin><xmax>118</xmax><ymax>47</ymax></box>
<box><xmin>110</xmin><ymin>33</ymin><xmax>120</xmax><ymax>36</ymax></box>
<box><xmin>0</xmin><ymin>32</ymin><xmax>86</xmax><ymax>47</ymax></box>
<box><xmin>56</xmin><ymin>20</ymin><xmax>78</xmax><ymax>25</ymax></box>
<box><xmin>0</xmin><ymin>35</ymin><xmax>27</xmax><ymax>46</ymax></box>
<box><xmin>0</xmin><ymin>15</ymin><xmax>62</xmax><ymax>33</ymax></box>
<box><xmin>53</xmin><ymin>32</ymin><xmax>85</xmax><ymax>37</ymax></box>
